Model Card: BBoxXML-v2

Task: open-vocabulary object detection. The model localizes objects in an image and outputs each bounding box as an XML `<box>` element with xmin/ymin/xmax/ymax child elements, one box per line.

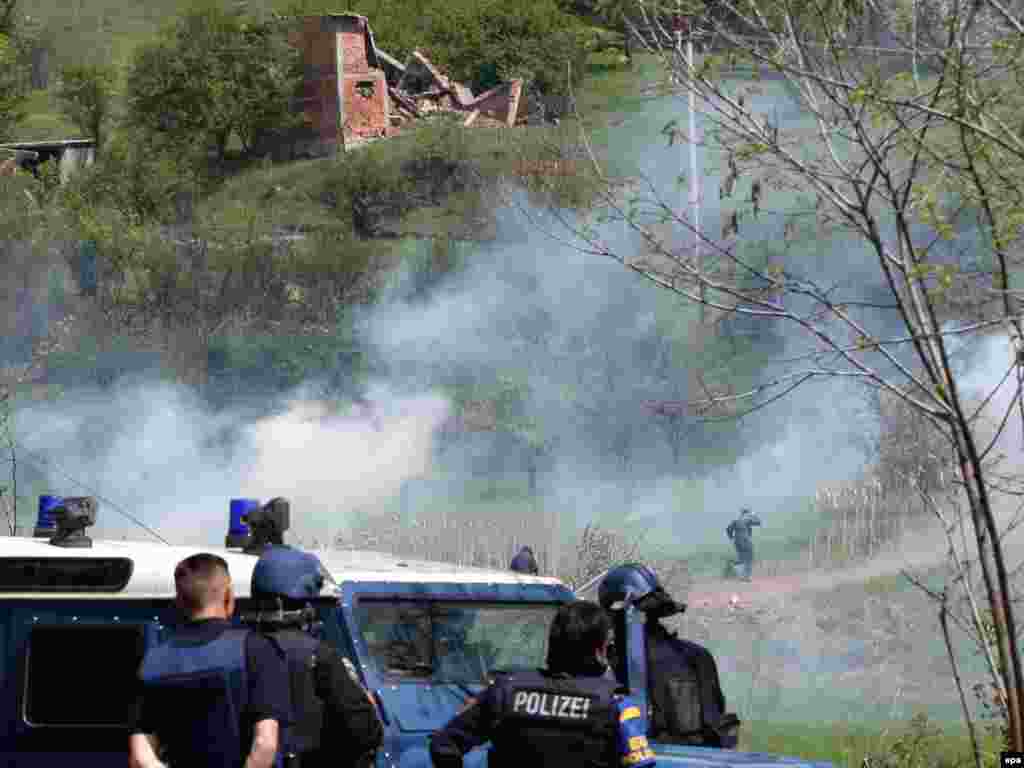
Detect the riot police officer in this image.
<box><xmin>129</xmin><ymin>553</ymin><xmax>291</xmax><ymax>768</ymax></box>
<box><xmin>429</xmin><ymin>600</ymin><xmax>656</xmax><ymax>768</ymax></box>
<box><xmin>246</xmin><ymin>546</ymin><xmax>384</xmax><ymax>768</ymax></box>
<box><xmin>726</xmin><ymin>508</ymin><xmax>761</xmax><ymax>581</ymax></box>
<box><xmin>599</xmin><ymin>563</ymin><xmax>740</xmax><ymax>748</ymax></box>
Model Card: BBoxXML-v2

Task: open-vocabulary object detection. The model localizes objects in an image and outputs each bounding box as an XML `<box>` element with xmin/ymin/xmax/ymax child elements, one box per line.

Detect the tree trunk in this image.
<box><xmin>957</xmin><ymin>431</ymin><xmax>1024</xmax><ymax>749</ymax></box>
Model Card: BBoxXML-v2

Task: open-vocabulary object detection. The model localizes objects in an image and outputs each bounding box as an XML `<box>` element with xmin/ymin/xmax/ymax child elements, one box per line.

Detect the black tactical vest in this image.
<box><xmin>269</xmin><ymin>629</ymin><xmax>325</xmax><ymax>762</ymax></box>
<box><xmin>489</xmin><ymin>670</ymin><xmax>619</xmax><ymax>768</ymax></box>
<box><xmin>646</xmin><ymin>626</ymin><xmax>740</xmax><ymax>748</ymax></box>
<box><xmin>138</xmin><ymin>627</ymin><xmax>254</xmax><ymax>768</ymax></box>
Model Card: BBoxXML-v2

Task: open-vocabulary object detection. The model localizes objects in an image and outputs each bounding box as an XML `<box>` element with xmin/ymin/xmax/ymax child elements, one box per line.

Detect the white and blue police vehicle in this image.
<box><xmin>0</xmin><ymin>495</ymin><xmax>832</xmax><ymax>768</ymax></box>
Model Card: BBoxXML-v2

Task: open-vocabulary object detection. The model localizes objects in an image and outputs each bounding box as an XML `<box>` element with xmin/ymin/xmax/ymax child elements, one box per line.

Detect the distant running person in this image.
<box><xmin>726</xmin><ymin>508</ymin><xmax>761</xmax><ymax>581</ymax></box>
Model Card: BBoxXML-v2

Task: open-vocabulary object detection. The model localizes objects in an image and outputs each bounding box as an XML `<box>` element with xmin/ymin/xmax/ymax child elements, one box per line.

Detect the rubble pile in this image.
<box><xmin>383</xmin><ymin>50</ymin><xmax>526</xmax><ymax>129</ymax></box>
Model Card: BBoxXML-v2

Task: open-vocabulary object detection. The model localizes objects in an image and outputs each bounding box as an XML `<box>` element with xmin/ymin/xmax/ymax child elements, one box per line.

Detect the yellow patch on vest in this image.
<box><xmin>628</xmin><ymin>736</ymin><xmax>648</xmax><ymax>751</ymax></box>
<box><xmin>621</xmin><ymin>747</ymin><xmax>656</xmax><ymax>766</ymax></box>
<box><xmin>619</xmin><ymin>706</ymin><xmax>641</xmax><ymax>721</ymax></box>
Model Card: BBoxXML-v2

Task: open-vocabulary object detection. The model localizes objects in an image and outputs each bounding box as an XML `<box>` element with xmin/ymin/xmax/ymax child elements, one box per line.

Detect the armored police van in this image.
<box><xmin>0</xmin><ymin>495</ymin><xmax>832</xmax><ymax>768</ymax></box>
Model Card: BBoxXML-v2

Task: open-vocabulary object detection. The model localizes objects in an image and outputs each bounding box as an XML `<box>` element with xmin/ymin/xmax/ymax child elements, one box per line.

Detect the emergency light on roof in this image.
<box><xmin>226</xmin><ymin>498</ymin><xmax>258</xmax><ymax>549</ymax></box>
<box><xmin>48</xmin><ymin>496</ymin><xmax>97</xmax><ymax>549</ymax></box>
<box><xmin>34</xmin><ymin>495</ymin><xmax>62</xmax><ymax>538</ymax></box>
<box><xmin>243</xmin><ymin>497</ymin><xmax>290</xmax><ymax>554</ymax></box>
<box><xmin>225</xmin><ymin>497</ymin><xmax>292</xmax><ymax>553</ymax></box>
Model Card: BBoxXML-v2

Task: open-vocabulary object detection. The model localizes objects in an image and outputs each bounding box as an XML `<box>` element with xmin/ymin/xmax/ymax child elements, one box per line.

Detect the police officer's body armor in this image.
<box><xmin>644</xmin><ymin>624</ymin><xmax>739</xmax><ymax>748</ymax></box>
<box><xmin>487</xmin><ymin>669</ymin><xmax>620</xmax><ymax>768</ymax></box>
<box><xmin>269</xmin><ymin>627</ymin><xmax>325</xmax><ymax>765</ymax></box>
<box><xmin>599</xmin><ymin>563</ymin><xmax>741</xmax><ymax>750</ymax></box>
<box><xmin>247</xmin><ymin>545</ymin><xmax>351</xmax><ymax>768</ymax></box>
<box><xmin>138</xmin><ymin>626</ymin><xmax>251</xmax><ymax>768</ymax></box>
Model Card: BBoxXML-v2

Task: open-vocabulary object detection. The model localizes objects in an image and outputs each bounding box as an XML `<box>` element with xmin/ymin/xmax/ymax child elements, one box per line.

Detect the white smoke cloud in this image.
<box><xmin>12</xmin><ymin>378</ymin><xmax>450</xmax><ymax>544</ymax></box>
<box><xmin>3</xmin><ymin>75</ymin><xmax>924</xmax><ymax>557</ymax></box>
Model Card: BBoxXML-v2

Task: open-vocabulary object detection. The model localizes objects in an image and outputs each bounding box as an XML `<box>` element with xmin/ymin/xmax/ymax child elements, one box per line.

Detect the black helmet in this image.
<box><xmin>510</xmin><ymin>546</ymin><xmax>539</xmax><ymax>575</ymax></box>
<box><xmin>251</xmin><ymin>545</ymin><xmax>336</xmax><ymax>602</ymax></box>
<box><xmin>598</xmin><ymin>563</ymin><xmax>661</xmax><ymax>611</ymax></box>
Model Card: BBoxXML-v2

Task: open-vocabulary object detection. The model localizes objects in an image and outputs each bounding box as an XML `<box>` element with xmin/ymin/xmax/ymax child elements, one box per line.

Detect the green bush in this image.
<box><xmin>287</xmin><ymin>0</ymin><xmax>592</xmax><ymax>104</ymax></box>
<box><xmin>418</xmin><ymin>0</ymin><xmax>592</xmax><ymax>98</ymax></box>
<box><xmin>0</xmin><ymin>30</ymin><xmax>29</xmax><ymax>139</ymax></box>
<box><xmin>206</xmin><ymin>325</ymin><xmax>369</xmax><ymax>395</ymax></box>
<box><xmin>124</xmin><ymin>6</ymin><xmax>304</xmax><ymax>177</ymax></box>
<box><xmin>54</xmin><ymin>63</ymin><xmax>118</xmax><ymax>149</ymax></box>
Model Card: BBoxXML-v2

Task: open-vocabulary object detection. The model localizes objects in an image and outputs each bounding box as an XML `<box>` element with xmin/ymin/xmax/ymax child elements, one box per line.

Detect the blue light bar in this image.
<box><xmin>226</xmin><ymin>498</ymin><xmax>258</xmax><ymax>548</ymax></box>
<box><xmin>34</xmin><ymin>495</ymin><xmax>62</xmax><ymax>538</ymax></box>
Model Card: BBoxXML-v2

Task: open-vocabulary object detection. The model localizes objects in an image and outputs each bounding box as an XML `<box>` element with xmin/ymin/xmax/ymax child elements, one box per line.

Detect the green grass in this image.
<box><xmin>741</xmin><ymin>718</ymin><xmax>1004</xmax><ymax>768</ymax></box>
<box><xmin>13</xmin><ymin>89</ymin><xmax>76</xmax><ymax>140</ymax></box>
<box><xmin>863</xmin><ymin>572</ymin><xmax>914</xmax><ymax>596</ymax></box>
<box><xmin>573</xmin><ymin>53</ymin><xmax>664</xmax><ymax>117</ymax></box>
<box><xmin>193</xmin><ymin>112</ymin><xmax>607</xmax><ymax>251</ymax></box>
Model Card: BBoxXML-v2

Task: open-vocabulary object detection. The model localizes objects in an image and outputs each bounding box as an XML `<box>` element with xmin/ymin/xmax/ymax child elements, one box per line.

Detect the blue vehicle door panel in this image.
<box><xmin>1</xmin><ymin>600</ymin><xmax>174</xmax><ymax>768</ymax></box>
<box><xmin>339</xmin><ymin>581</ymin><xmax>573</xmax><ymax>768</ymax></box>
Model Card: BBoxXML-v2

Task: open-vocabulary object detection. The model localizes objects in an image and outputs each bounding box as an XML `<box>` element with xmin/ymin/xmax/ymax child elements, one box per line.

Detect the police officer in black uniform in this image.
<box><xmin>599</xmin><ymin>563</ymin><xmax>740</xmax><ymax>749</ymax></box>
<box><xmin>246</xmin><ymin>545</ymin><xmax>384</xmax><ymax>768</ymax></box>
<box><xmin>429</xmin><ymin>600</ymin><xmax>656</xmax><ymax>768</ymax></box>
<box><xmin>129</xmin><ymin>553</ymin><xmax>291</xmax><ymax>768</ymax></box>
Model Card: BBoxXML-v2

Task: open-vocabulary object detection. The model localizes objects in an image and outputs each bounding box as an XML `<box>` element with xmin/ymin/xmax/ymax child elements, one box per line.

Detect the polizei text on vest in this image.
<box><xmin>512</xmin><ymin>691</ymin><xmax>594</xmax><ymax>720</ymax></box>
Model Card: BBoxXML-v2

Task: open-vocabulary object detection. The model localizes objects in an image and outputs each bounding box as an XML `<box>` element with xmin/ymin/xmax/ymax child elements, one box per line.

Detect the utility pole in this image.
<box><xmin>912</xmin><ymin>0</ymin><xmax>919</xmax><ymax>86</ymax></box>
<box><xmin>675</xmin><ymin>11</ymin><xmax>703</xmax><ymax>322</ymax></box>
<box><xmin>688</xmin><ymin>19</ymin><xmax>702</xmax><ymax>322</ymax></box>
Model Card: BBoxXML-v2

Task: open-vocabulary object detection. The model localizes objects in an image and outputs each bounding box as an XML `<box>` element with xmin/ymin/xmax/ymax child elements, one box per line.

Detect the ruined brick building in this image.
<box><xmin>292</xmin><ymin>13</ymin><xmax>394</xmax><ymax>154</ymax></box>
<box><xmin>290</xmin><ymin>13</ymin><xmax>527</xmax><ymax>157</ymax></box>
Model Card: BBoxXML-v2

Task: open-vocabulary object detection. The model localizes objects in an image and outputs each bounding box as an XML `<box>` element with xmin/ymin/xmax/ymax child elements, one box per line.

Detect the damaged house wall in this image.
<box><xmin>290</xmin><ymin>13</ymin><xmax>395</xmax><ymax>157</ymax></box>
<box><xmin>287</xmin><ymin>13</ymin><xmax>529</xmax><ymax>157</ymax></box>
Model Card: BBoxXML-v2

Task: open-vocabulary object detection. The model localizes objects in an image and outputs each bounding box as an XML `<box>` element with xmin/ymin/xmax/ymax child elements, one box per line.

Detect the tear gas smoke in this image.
<box><xmin>0</xmin><ymin>76</ymin><xmax>988</xmax><ymax>558</ymax></box>
<box><xmin>10</xmin><ymin>379</ymin><xmax>449</xmax><ymax>543</ymax></box>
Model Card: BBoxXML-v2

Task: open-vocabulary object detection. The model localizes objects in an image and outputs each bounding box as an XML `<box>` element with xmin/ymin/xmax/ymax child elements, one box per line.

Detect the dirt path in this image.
<box><xmin>686</xmin><ymin>573</ymin><xmax>815</xmax><ymax>609</ymax></box>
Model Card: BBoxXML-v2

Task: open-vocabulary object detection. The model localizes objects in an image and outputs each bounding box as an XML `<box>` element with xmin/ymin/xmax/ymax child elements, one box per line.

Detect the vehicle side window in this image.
<box><xmin>354</xmin><ymin>600</ymin><xmax>557</xmax><ymax>682</ymax></box>
<box><xmin>357</xmin><ymin>603</ymin><xmax>432</xmax><ymax>677</ymax></box>
<box><xmin>24</xmin><ymin>625</ymin><xmax>146</xmax><ymax>727</ymax></box>
<box><xmin>463</xmin><ymin>607</ymin><xmax>552</xmax><ymax>671</ymax></box>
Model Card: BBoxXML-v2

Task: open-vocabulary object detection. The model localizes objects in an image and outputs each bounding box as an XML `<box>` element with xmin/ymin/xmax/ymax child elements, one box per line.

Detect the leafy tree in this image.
<box><xmin>0</xmin><ymin>0</ymin><xmax>28</xmax><ymax>140</ymax></box>
<box><xmin>292</xmin><ymin>0</ymin><xmax>593</xmax><ymax>104</ymax></box>
<box><xmin>124</xmin><ymin>6</ymin><xmax>304</xmax><ymax>176</ymax></box>
<box><xmin>54</xmin><ymin>63</ymin><xmax>118</xmax><ymax>149</ymax></box>
<box><xmin>561</xmin><ymin>0</ymin><xmax>1024</xmax><ymax>756</ymax></box>
<box><xmin>592</xmin><ymin>0</ymin><xmax>635</xmax><ymax>63</ymax></box>
<box><xmin>0</xmin><ymin>0</ymin><xmax>15</xmax><ymax>35</ymax></box>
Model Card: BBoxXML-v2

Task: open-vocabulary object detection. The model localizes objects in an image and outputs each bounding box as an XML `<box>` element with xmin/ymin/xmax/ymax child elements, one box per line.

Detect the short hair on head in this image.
<box><xmin>174</xmin><ymin>553</ymin><xmax>231</xmax><ymax>615</ymax></box>
<box><xmin>546</xmin><ymin>600</ymin><xmax>611</xmax><ymax>674</ymax></box>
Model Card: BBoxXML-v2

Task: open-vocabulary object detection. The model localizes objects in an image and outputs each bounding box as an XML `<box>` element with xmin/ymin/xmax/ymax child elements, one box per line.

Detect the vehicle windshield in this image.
<box><xmin>354</xmin><ymin>600</ymin><xmax>559</xmax><ymax>683</ymax></box>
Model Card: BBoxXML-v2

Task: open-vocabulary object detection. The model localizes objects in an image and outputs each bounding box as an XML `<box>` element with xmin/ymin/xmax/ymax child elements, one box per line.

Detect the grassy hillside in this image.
<box><xmin>13</xmin><ymin>0</ymin><xmax>628</xmax><ymax>140</ymax></box>
<box><xmin>741</xmin><ymin>718</ymin><xmax>1003</xmax><ymax>768</ymax></box>
<box><xmin>25</xmin><ymin>0</ymin><xmax>279</xmax><ymax>70</ymax></box>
